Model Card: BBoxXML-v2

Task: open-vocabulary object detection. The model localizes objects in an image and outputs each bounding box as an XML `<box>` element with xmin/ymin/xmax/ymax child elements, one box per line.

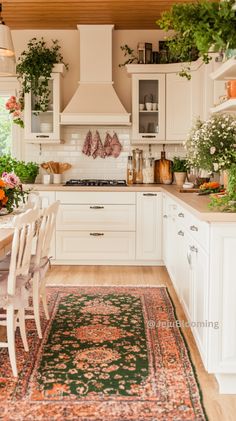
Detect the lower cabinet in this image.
<box><xmin>136</xmin><ymin>192</ymin><xmax>162</xmax><ymax>261</ymax></box>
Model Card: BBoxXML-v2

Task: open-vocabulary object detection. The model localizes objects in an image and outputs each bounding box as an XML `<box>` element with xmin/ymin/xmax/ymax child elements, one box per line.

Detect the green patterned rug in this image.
<box><xmin>0</xmin><ymin>287</ymin><xmax>207</xmax><ymax>420</ymax></box>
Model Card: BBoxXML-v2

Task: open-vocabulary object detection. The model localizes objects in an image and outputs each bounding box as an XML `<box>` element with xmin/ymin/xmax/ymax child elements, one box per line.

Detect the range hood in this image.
<box><xmin>61</xmin><ymin>25</ymin><xmax>130</xmax><ymax>125</ymax></box>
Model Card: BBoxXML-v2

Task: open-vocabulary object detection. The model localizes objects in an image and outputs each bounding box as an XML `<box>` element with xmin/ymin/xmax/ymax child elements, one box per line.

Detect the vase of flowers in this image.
<box><xmin>5</xmin><ymin>96</ymin><xmax>24</xmax><ymax>128</ymax></box>
<box><xmin>0</xmin><ymin>172</ymin><xmax>29</xmax><ymax>213</ymax></box>
<box><xmin>184</xmin><ymin>114</ymin><xmax>236</xmax><ymax>174</ymax></box>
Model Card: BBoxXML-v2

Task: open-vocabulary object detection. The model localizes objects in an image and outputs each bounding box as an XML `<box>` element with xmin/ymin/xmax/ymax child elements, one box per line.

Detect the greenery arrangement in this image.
<box><xmin>16</xmin><ymin>37</ymin><xmax>68</xmax><ymax>113</ymax></box>
<box><xmin>184</xmin><ymin>114</ymin><xmax>236</xmax><ymax>173</ymax></box>
<box><xmin>0</xmin><ymin>172</ymin><xmax>29</xmax><ymax>213</ymax></box>
<box><xmin>172</xmin><ymin>156</ymin><xmax>188</xmax><ymax>172</ymax></box>
<box><xmin>119</xmin><ymin>44</ymin><xmax>138</xmax><ymax>67</ymax></box>
<box><xmin>157</xmin><ymin>0</ymin><xmax>236</xmax><ymax>78</ymax></box>
<box><xmin>0</xmin><ymin>155</ymin><xmax>39</xmax><ymax>184</ymax></box>
<box><xmin>209</xmin><ymin>164</ymin><xmax>236</xmax><ymax>212</ymax></box>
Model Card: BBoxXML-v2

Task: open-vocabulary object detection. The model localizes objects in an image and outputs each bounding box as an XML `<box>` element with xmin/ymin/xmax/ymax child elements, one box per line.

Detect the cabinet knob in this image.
<box><xmin>178</xmin><ymin>212</ymin><xmax>184</xmax><ymax>218</ymax></box>
<box><xmin>190</xmin><ymin>225</ymin><xmax>198</xmax><ymax>232</ymax></box>
<box><xmin>187</xmin><ymin>252</ymin><xmax>192</xmax><ymax>266</ymax></box>
<box><xmin>89</xmin><ymin>206</ymin><xmax>104</xmax><ymax>209</ymax></box>
<box><xmin>163</xmin><ymin>214</ymin><xmax>168</xmax><ymax>218</ymax></box>
<box><xmin>190</xmin><ymin>245</ymin><xmax>198</xmax><ymax>253</ymax></box>
<box><xmin>90</xmin><ymin>233</ymin><xmax>104</xmax><ymax>236</ymax></box>
<box><xmin>143</xmin><ymin>193</ymin><xmax>157</xmax><ymax>196</ymax></box>
<box><xmin>178</xmin><ymin>230</ymin><xmax>184</xmax><ymax>236</ymax></box>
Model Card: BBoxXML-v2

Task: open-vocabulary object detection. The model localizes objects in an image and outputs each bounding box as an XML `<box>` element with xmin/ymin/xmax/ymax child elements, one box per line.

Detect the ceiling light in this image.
<box><xmin>0</xmin><ymin>3</ymin><xmax>15</xmax><ymax>75</ymax></box>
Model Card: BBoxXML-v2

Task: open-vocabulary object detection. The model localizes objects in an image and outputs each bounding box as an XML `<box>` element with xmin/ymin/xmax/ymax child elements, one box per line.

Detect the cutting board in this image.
<box><xmin>179</xmin><ymin>188</ymin><xmax>200</xmax><ymax>193</ymax></box>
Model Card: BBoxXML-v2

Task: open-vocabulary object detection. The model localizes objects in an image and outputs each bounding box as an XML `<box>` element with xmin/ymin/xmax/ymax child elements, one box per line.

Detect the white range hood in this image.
<box><xmin>61</xmin><ymin>25</ymin><xmax>130</xmax><ymax>126</ymax></box>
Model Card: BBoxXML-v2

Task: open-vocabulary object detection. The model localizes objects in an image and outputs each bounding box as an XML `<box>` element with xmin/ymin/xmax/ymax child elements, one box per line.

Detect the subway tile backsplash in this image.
<box><xmin>25</xmin><ymin>126</ymin><xmax>186</xmax><ymax>183</ymax></box>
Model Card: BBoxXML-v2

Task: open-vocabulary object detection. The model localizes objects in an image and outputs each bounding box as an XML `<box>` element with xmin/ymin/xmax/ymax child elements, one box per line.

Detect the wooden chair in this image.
<box><xmin>0</xmin><ymin>208</ymin><xmax>40</xmax><ymax>377</ymax></box>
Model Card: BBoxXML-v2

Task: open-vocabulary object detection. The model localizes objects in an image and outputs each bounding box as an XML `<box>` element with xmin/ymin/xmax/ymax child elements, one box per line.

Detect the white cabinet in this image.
<box><xmin>210</xmin><ymin>56</ymin><xmax>236</xmax><ymax>113</ymax></box>
<box><xmin>55</xmin><ymin>191</ymin><xmax>136</xmax><ymax>263</ymax></box>
<box><xmin>126</xmin><ymin>60</ymin><xmax>205</xmax><ymax>144</ymax></box>
<box><xmin>24</xmin><ymin>64</ymin><xmax>65</xmax><ymax>143</ymax></box>
<box><xmin>136</xmin><ymin>192</ymin><xmax>162</xmax><ymax>261</ymax></box>
<box><xmin>130</xmin><ymin>73</ymin><xmax>165</xmax><ymax>143</ymax></box>
<box><xmin>166</xmin><ymin>71</ymin><xmax>202</xmax><ymax>141</ymax></box>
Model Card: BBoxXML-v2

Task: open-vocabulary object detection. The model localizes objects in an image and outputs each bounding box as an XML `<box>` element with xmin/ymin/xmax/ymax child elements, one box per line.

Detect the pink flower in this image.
<box><xmin>2</xmin><ymin>172</ymin><xmax>20</xmax><ymax>188</ymax></box>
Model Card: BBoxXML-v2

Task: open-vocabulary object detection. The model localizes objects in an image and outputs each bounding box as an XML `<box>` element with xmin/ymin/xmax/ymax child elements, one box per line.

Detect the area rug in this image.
<box><xmin>0</xmin><ymin>287</ymin><xmax>207</xmax><ymax>420</ymax></box>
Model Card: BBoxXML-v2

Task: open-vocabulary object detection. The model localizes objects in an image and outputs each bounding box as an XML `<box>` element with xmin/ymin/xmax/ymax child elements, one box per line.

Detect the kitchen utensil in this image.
<box><xmin>154</xmin><ymin>146</ymin><xmax>173</xmax><ymax>184</ymax></box>
<box><xmin>132</xmin><ymin>148</ymin><xmax>143</xmax><ymax>183</ymax></box>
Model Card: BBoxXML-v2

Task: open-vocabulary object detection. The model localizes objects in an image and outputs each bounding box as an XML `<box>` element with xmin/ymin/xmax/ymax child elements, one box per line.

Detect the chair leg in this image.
<box><xmin>41</xmin><ymin>282</ymin><xmax>50</xmax><ymax>320</ymax></box>
<box><xmin>33</xmin><ymin>274</ymin><xmax>42</xmax><ymax>338</ymax></box>
<box><xmin>18</xmin><ymin>308</ymin><xmax>29</xmax><ymax>352</ymax></box>
<box><xmin>6</xmin><ymin>306</ymin><xmax>17</xmax><ymax>377</ymax></box>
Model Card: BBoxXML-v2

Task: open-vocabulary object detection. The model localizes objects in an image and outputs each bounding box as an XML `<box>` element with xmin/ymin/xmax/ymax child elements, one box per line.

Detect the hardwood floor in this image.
<box><xmin>46</xmin><ymin>265</ymin><xmax>236</xmax><ymax>421</ymax></box>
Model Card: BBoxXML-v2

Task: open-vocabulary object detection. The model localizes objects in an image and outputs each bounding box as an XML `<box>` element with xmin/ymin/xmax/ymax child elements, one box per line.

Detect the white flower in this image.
<box><xmin>210</xmin><ymin>146</ymin><xmax>216</xmax><ymax>155</ymax></box>
<box><xmin>213</xmin><ymin>163</ymin><xmax>219</xmax><ymax>171</ymax></box>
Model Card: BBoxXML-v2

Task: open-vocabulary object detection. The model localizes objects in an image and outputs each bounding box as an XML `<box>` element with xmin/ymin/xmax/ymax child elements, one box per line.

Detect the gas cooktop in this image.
<box><xmin>64</xmin><ymin>179</ymin><xmax>127</xmax><ymax>187</ymax></box>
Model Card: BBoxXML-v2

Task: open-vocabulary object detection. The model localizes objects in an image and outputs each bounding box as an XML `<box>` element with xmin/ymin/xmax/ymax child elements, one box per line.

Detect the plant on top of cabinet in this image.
<box><xmin>16</xmin><ymin>38</ymin><xmax>68</xmax><ymax>113</ymax></box>
<box><xmin>184</xmin><ymin>114</ymin><xmax>236</xmax><ymax>173</ymax></box>
<box><xmin>157</xmin><ymin>0</ymin><xmax>236</xmax><ymax>78</ymax></box>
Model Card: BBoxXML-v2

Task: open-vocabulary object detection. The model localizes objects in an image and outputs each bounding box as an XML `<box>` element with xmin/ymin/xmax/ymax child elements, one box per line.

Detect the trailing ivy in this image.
<box><xmin>16</xmin><ymin>38</ymin><xmax>68</xmax><ymax>112</ymax></box>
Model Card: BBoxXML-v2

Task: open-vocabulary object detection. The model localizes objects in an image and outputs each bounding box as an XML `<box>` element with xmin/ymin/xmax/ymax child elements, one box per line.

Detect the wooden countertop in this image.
<box><xmin>27</xmin><ymin>183</ymin><xmax>236</xmax><ymax>223</ymax></box>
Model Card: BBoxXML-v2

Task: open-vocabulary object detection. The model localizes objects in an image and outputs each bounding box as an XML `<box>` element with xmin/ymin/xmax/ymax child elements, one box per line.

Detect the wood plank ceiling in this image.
<box><xmin>1</xmin><ymin>0</ymin><xmax>215</xmax><ymax>30</ymax></box>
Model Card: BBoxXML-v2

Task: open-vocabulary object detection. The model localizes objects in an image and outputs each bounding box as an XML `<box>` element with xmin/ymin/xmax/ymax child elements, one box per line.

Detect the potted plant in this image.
<box><xmin>157</xmin><ymin>0</ymin><xmax>236</xmax><ymax>78</ymax></box>
<box><xmin>172</xmin><ymin>156</ymin><xmax>188</xmax><ymax>186</ymax></box>
<box><xmin>16</xmin><ymin>37</ymin><xmax>68</xmax><ymax>114</ymax></box>
<box><xmin>209</xmin><ymin>163</ymin><xmax>236</xmax><ymax>212</ymax></box>
<box><xmin>0</xmin><ymin>155</ymin><xmax>39</xmax><ymax>184</ymax></box>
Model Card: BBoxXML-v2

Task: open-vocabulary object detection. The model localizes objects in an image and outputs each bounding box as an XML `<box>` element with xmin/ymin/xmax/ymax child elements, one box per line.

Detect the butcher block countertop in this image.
<box><xmin>28</xmin><ymin>183</ymin><xmax>236</xmax><ymax>223</ymax></box>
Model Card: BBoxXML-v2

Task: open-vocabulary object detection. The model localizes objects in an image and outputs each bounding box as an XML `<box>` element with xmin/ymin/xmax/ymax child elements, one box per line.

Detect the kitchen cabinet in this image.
<box><xmin>126</xmin><ymin>60</ymin><xmax>205</xmax><ymax>144</ymax></box>
<box><xmin>136</xmin><ymin>192</ymin><xmax>162</xmax><ymax>261</ymax></box>
<box><xmin>24</xmin><ymin>64</ymin><xmax>65</xmax><ymax>143</ymax></box>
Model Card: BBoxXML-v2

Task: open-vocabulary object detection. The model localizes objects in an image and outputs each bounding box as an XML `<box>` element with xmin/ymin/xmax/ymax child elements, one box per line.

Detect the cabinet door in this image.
<box><xmin>136</xmin><ymin>192</ymin><xmax>162</xmax><ymax>261</ymax></box>
<box><xmin>131</xmin><ymin>73</ymin><xmax>165</xmax><ymax>143</ymax></box>
<box><xmin>166</xmin><ymin>72</ymin><xmax>202</xmax><ymax>141</ymax></box>
<box><xmin>38</xmin><ymin>191</ymin><xmax>56</xmax><ymax>259</ymax></box>
<box><xmin>24</xmin><ymin>72</ymin><xmax>61</xmax><ymax>141</ymax></box>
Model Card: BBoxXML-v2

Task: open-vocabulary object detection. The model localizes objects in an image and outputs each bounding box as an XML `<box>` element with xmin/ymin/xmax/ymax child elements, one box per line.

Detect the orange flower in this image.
<box><xmin>0</xmin><ymin>189</ymin><xmax>5</xmax><ymax>200</ymax></box>
<box><xmin>1</xmin><ymin>196</ymin><xmax>8</xmax><ymax>205</ymax></box>
<box><xmin>0</xmin><ymin>180</ymin><xmax>6</xmax><ymax>188</ymax></box>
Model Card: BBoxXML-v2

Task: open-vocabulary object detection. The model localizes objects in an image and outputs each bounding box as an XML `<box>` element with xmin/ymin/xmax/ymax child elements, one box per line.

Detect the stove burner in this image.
<box><xmin>64</xmin><ymin>179</ymin><xmax>127</xmax><ymax>187</ymax></box>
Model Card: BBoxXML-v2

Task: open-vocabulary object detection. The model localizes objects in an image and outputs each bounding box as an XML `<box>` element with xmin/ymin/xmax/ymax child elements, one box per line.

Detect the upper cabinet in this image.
<box><xmin>24</xmin><ymin>64</ymin><xmax>65</xmax><ymax>143</ymax></box>
<box><xmin>126</xmin><ymin>60</ymin><xmax>207</xmax><ymax>144</ymax></box>
<box><xmin>210</xmin><ymin>57</ymin><xmax>236</xmax><ymax>114</ymax></box>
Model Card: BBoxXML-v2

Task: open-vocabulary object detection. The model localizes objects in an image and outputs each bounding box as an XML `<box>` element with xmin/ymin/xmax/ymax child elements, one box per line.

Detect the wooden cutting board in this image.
<box><xmin>179</xmin><ymin>188</ymin><xmax>200</xmax><ymax>193</ymax></box>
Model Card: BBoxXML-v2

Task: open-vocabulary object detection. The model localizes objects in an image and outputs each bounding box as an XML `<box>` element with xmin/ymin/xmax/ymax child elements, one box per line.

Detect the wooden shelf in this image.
<box><xmin>210</xmin><ymin>98</ymin><xmax>236</xmax><ymax>113</ymax></box>
<box><xmin>139</xmin><ymin>110</ymin><xmax>158</xmax><ymax>113</ymax></box>
<box><xmin>210</xmin><ymin>57</ymin><xmax>236</xmax><ymax>80</ymax></box>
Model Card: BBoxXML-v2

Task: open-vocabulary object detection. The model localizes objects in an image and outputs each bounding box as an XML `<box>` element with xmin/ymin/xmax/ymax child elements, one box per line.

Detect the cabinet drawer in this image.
<box><xmin>56</xmin><ymin>191</ymin><xmax>135</xmax><ymax>205</ymax></box>
<box><xmin>57</xmin><ymin>204</ymin><xmax>135</xmax><ymax>231</ymax></box>
<box><xmin>56</xmin><ymin>231</ymin><xmax>135</xmax><ymax>261</ymax></box>
<box><xmin>176</xmin><ymin>204</ymin><xmax>209</xmax><ymax>250</ymax></box>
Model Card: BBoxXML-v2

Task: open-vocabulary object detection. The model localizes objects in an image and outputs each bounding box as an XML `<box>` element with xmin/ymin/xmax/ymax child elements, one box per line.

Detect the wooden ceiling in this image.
<box><xmin>1</xmin><ymin>0</ymin><xmax>208</xmax><ymax>30</ymax></box>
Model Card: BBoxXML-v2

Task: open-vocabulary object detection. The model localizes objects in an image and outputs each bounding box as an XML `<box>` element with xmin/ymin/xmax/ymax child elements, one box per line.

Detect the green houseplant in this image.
<box><xmin>0</xmin><ymin>155</ymin><xmax>39</xmax><ymax>184</ymax></box>
<box><xmin>157</xmin><ymin>0</ymin><xmax>236</xmax><ymax>78</ymax></box>
<box><xmin>16</xmin><ymin>37</ymin><xmax>68</xmax><ymax>113</ymax></box>
<box><xmin>172</xmin><ymin>156</ymin><xmax>188</xmax><ymax>186</ymax></box>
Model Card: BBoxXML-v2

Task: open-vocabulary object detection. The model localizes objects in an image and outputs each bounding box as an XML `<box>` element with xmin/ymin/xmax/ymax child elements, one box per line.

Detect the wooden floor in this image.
<box><xmin>46</xmin><ymin>265</ymin><xmax>236</xmax><ymax>421</ymax></box>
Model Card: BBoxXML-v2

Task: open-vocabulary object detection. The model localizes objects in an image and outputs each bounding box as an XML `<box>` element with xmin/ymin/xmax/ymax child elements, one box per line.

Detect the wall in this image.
<box><xmin>12</xmin><ymin>29</ymin><xmax>185</xmax><ymax>182</ymax></box>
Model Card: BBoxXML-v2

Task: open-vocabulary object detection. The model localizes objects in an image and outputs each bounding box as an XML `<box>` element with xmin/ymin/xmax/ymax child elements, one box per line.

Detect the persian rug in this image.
<box><xmin>0</xmin><ymin>287</ymin><xmax>207</xmax><ymax>421</ymax></box>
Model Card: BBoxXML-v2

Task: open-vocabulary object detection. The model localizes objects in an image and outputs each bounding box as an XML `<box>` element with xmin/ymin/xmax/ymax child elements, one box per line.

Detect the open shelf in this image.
<box><xmin>210</xmin><ymin>57</ymin><xmax>236</xmax><ymax>80</ymax></box>
<box><xmin>25</xmin><ymin>139</ymin><xmax>64</xmax><ymax>144</ymax></box>
<box><xmin>210</xmin><ymin>98</ymin><xmax>236</xmax><ymax>113</ymax></box>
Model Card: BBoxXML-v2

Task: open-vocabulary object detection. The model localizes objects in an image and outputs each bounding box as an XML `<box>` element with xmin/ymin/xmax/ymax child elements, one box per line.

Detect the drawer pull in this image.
<box><xmin>190</xmin><ymin>225</ymin><xmax>198</xmax><ymax>232</ymax></box>
<box><xmin>143</xmin><ymin>193</ymin><xmax>157</xmax><ymax>196</ymax></box>
<box><xmin>90</xmin><ymin>233</ymin><xmax>104</xmax><ymax>236</ymax></box>
<box><xmin>178</xmin><ymin>212</ymin><xmax>184</xmax><ymax>218</ymax></box>
<box><xmin>90</xmin><ymin>206</ymin><xmax>104</xmax><ymax>209</ymax></box>
<box><xmin>163</xmin><ymin>214</ymin><xmax>168</xmax><ymax>218</ymax></box>
<box><xmin>178</xmin><ymin>230</ymin><xmax>184</xmax><ymax>236</ymax></box>
<box><xmin>190</xmin><ymin>245</ymin><xmax>198</xmax><ymax>253</ymax></box>
<box><xmin>36</xmin><ymin>135</ymin><xmax>50</xmax><ymax>138</ymax></box>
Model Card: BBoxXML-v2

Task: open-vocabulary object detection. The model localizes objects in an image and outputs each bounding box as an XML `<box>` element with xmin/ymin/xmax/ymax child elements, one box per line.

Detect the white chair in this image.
<box><xmin>26</xmin><ymin>200</ymin><xmax>60</xmax><ymax>338</ymax></box>
<box><xmin>0</xmin><ymin>208</ymin><xmax>40</xmax><ymax>377</ymax></box>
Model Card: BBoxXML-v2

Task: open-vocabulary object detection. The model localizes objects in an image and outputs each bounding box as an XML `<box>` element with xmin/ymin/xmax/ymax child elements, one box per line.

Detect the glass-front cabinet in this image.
<box><xmin>131</xmin><ymin>73</ymin><xmax>165</xmax><ymax>143</ymax></box>
<box><xmin>24</xmin><ymin>64</ymin><xmax>64</xmax><ymax>143</ymax></box>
